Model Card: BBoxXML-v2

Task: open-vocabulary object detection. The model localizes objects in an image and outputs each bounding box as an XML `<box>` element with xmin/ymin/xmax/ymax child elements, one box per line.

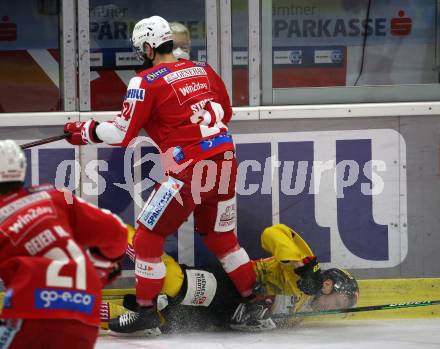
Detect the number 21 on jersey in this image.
<box><xmin>44</xmin><ymin>226</ymin><xmax>86</xmax><ymax>290</ymax></box>
<box><xmin>190</xmin><ymin>101</ymin><xmax>227</xmax><ymax>138</ymax></box>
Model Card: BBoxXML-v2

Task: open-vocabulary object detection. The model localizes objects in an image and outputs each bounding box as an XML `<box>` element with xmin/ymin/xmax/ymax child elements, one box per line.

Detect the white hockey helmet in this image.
<box><xmin>131</xmin><ymin>16</ymin><xmax>173</xmax><ymax>58</ymax></box>
<box><xmin>0</xmin><ymin>140</ymin><xmax>26</xmax><ymax>183</ymax></box>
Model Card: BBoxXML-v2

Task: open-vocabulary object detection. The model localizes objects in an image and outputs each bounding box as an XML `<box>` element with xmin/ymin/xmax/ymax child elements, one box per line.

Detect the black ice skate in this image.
<box><xmin>122</xmin><ymin>293</ymin><xmax>139</xmax><ymax>312</ymax></box>
<box><xmin>108</xmin><ymin>305</ymin><xmax>161</xmax><ymax>337</ymax></box>
<box><xmin>230</xmin><ymin>298</ymin><xmax>276</xmax><ymax>332</ymax></box>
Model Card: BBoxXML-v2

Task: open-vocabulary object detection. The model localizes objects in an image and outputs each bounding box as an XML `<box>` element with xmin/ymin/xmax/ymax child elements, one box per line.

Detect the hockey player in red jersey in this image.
<box><xmin>0</xmin><ymin>140</ymin><xmax>128</xmax><ymax>349</ymax></box>
<box><xmin>63</xmin><ymin>15</ymin><xmax>258</xmax><ymax>334</ymax></box>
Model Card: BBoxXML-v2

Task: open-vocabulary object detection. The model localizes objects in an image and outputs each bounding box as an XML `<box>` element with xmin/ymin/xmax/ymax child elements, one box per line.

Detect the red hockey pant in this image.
<box><xmin>0</xmin><ymin>318</ymin><xmax>98</xmax><ymax>349</ymax></box>
<box><xmin>133</xmin><ymin>154</ymin><xmax>256</xmax><ymax>305</ymax></box>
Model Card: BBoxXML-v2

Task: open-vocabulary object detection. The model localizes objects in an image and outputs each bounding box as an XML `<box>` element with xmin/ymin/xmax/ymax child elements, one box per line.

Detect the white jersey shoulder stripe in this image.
<box><xmin>96</xmin><ymin>76</ymin><xmax>145</xmax><ymax>145</ymax></box>
<box><xmin>0</xmin><ymin>192</ymin><xmax>51</xmax><ymax>223</ymax></box>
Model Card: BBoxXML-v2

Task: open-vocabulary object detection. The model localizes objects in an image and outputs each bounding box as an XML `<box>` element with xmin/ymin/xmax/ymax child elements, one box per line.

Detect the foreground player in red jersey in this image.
<box><xmin>0</xmin><ymin>140</ymin><xmax>128</xmax><ymax>349</ymax></box>
<box><xmin>63</xmin><ymin>15</ymin><xmax>258</xmax><ymax>334</ymax></box>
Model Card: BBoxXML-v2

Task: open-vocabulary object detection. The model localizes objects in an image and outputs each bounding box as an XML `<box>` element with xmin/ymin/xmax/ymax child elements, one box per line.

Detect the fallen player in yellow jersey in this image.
<box><xmin>102</xmin><ymin>224</ymin><xmax>359</xmax><ymax>334</ymax></box>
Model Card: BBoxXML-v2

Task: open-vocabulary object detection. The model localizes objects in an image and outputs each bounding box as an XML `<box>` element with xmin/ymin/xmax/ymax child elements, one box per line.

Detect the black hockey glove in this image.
<box><xmin>294</xmin><ymin>256</ymin><xmax>323</xmax><ymax>295</ymax></box>
<box><xmin>230</xmin><ymin>296</ymin><xmax>276</xmax><ymax>331</ymax></box>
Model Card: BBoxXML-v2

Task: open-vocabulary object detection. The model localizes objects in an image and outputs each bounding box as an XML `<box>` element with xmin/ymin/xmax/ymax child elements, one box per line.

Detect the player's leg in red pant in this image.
<box><xmin>133</xmin><ymin>174</ymin><xmax>196</xmax><ymax>306</ymax></box>
<box><xmin>1</xmin><ymin>318</ymin><xmax>98</xmax><ymax>349</ymax></box>
<box><xmin>194</xmin><ymin>155</ymin><xmax>256</xmax><ymax>297</ymax></box>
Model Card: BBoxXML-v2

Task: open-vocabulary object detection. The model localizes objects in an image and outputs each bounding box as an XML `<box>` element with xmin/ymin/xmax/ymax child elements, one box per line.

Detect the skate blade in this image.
<box><xmin>107</xmin><ymin>327</ymin><xmax>162</xmax><ymax>337</ymax></box>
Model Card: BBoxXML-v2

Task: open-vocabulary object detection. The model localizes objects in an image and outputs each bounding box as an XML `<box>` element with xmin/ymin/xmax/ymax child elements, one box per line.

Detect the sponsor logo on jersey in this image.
<box><xmin>181</xmin><ymin>270</ymin><xmax>217</xmax><ymax>307</ymax></box>
<box><xmin>1</xmin><ymin>203</ymin><xmax>57</xmax><ymax>246</ymax></box>
<box><xmin>144</xmin><ymin>67</ymin><xmax>171</xmax><ymax>84</ymax></box>
<box><xmin>179</xmin><ymin>81</ymin><xmax>208</xmax><ymax>97</ymax></box>
<box><xmin>125</xmin><ymin>88</ymin><xmax>145</xmax><ymax>101</ymax></box>
<box><xmin>171</xmin><ymin>76</ymin><xmax>211</xmax><ymax>105</ymax></box>
<box><xmin>0</xmin><ymin>192</ymin><xmax>50</xmax><ymax>224</ymax></box>
<box><xmin>138</xmin><ymin>177</ymin><xmax>183</xmax><ymax>229</ymax></box>
<box><xmin>163</xmin><ymin>66</ymin><xmax>207</xmax><ymax>84</ymax></box>
<box><xmin>8</xmin><ymin>206</ymin><xmax>54</xmax><ymax>234</ymax></box>
<box><xmin>192</xmin><ymin>272</ymin><xmax>208</xmax><ymax>305</ymax></box>
<box><xmin>214</xmin><ymin>197</ymin><xmax>236</xmax><ymax>232</ymax></box>
<box><xmin>218</xmin><ymin>205</ymin><xmax>235</xmax><ymax>229</ymax></box>
<box><xmin>135</xmin><ymin>258</ymin><xmax>165</xmax><ymax>279</ymax></box>
<box><xmin>200</xmin><ymin>132</ymin><xmax>233</xmax><ymax>151</ymax></box>
<box><xmin>35</xmin><ymin>288</ymin><xmax>95</xmax><ymax>314</ymax></box>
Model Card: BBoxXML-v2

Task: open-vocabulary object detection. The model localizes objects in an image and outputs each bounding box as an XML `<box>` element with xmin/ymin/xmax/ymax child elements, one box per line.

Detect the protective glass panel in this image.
<box><xmin>0</xmin><ymin>0</ymin><xmax>61</xmax><ymax>112</ymax></box>
<box><xmin>232</xmin><ymin>0</ymin><xmax>249</xmax><ymax>106</ymax></box>
<box><xmin>89</xmin><ymin>0</ymin><xmax>206</xmax><ymax>111</ymax></box>
<box><xmin>271</xmin><ymin>0</ymin><xmax>438</xmax><ymax>89</ymax></box>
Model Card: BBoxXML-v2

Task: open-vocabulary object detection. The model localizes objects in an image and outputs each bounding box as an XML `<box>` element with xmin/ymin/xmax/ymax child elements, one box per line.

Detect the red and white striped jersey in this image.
<box><xmin>0</xmin><ymin>184</ymin><xmax>128</xmax><ymax>327</ymax></box>
<box><xmin>95</xmin><ymin>59</ymin><xmax>234</xmax><ymax>168</ymax></box>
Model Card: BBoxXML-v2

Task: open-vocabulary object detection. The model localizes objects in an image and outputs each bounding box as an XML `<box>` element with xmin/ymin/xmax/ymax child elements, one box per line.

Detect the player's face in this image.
<box><xmin>310</xmin><ymin>291</ymin><xmax>351</xmax><ymax>311</ymax></box>
<box><xmin>173</xmin><ymin>32</ymin><xmax>191</xmax><ymax>54</ymax></box>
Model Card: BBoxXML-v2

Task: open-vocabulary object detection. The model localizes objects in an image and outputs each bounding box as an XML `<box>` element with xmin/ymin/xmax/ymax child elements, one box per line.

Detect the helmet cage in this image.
<box><xmin>131</xmin><ymin>38</ymin><xmax>146</xmax><ymax>62</ymax></box>
<box><xmin>322</xmin><ymin>268</ymin><xmax>359</xmax><ymax>307</ymax></box>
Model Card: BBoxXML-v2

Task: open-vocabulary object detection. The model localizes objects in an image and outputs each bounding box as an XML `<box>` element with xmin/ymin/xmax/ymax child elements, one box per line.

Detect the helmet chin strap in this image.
<box><xmin>143</xmin><ymin>55</ymin><xmax>153</xmax><ymax>69</ymax></box>
<box><xmin>142</xmin><ymin>48</ymin><xmax>156</xmax><ymax>69</ymax></box>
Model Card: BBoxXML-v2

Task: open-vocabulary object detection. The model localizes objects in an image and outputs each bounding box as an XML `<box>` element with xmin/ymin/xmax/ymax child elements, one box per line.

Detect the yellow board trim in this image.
<box><xmin>301</xmin><ymin>278</ymin><xmax>440</xmax><ymax>322</ymax></box>
<box><xmin>1</xmin><ymin>279</ymin><xmax>440</xmax><ymax>321</ymax></box>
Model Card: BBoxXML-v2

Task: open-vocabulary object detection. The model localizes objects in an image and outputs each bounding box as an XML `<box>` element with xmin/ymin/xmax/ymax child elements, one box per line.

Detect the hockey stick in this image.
<box><xmin>20</xmin><ymin>134</ymin><xmax>69</xmax><ymax>149</ymax></box>
<box><xmin>273</xmin><ymin>300</ymin><xmax>440</xmax><ymax>319</ymax></box>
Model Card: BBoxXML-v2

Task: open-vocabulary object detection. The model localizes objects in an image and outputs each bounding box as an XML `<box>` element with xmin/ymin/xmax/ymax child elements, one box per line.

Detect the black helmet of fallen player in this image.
<box><xmin>321</xmin><ymin>268</ymin><xmax>359</xmax><ymax>307</ymax></box>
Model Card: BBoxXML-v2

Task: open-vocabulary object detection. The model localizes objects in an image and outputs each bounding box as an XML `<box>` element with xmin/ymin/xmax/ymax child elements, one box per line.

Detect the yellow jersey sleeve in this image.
<box><xmin>254</xmin><ymin>257</ymin><xmax>310</xmax><ymax>312</ymax></box>
<box><xmin>256</xmin><ymin>224</ymin><xmax>317</xmax><ymax>311</ymax></box>
<box><xmin>261</xmin><ymin>224</ymin><xmax>314</xmax><ymax>262</ymax></box>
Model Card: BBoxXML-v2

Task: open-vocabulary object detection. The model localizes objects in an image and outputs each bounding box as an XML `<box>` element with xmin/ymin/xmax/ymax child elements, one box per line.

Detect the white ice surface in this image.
<box><xmin>96</xmin><ymin>319</ymin><xmax>440</xmax><ymax>349</ymax></box>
